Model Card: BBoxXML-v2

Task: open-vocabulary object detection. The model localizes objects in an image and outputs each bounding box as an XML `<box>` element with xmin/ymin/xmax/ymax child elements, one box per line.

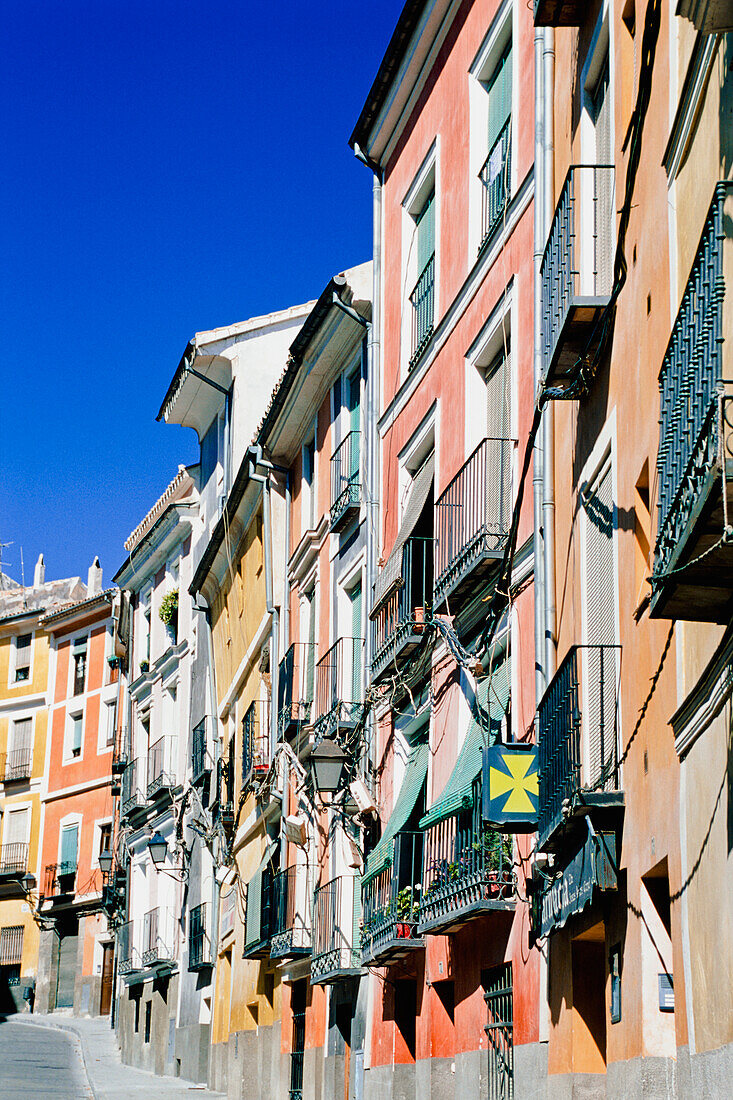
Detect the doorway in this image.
<box><xmin>55</xmin><ymin>917</ymin><xmax>79</xmax><ymax>1009</ymax></box>
<box><xmin>100</xmin><ymin>942</ymin><xmax>114</xmax><ymax>1015</ymax></box>
<box><xmin>571</xmin><ymin>924</ymin><xmax>607</xmax><ymax>1075</ymax></box>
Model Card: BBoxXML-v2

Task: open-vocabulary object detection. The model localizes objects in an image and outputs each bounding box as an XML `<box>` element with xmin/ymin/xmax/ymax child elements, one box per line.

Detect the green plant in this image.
<box><xmin>395</xmin><ymin>886</ymin><xmax>418</xmax><ymax>921</ymax></box>
<box><xmin>159</xmin><ymin>589</ymin><xmax>179</xmax><ymax>627</ymax></box>
<box><xmin>140</xmin><ymin>659</ymin><xmax>150</xmax><ymax>673</ymax></box>
<box><xmin>472</xmin><ymin>826</ymin><xmax>512</xmax><ymax>870</ymax></box>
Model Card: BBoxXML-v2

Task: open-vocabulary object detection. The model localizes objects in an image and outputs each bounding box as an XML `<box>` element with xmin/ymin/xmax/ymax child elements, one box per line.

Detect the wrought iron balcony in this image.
<box><xmin>433</xmin><ymin>437</ymin><xmax>512</xmax><ymax>609</ymax></box>
<box><xmin>540</xmin><ymin>165</ymin><xmax>615</xmax><ymax>390</ymax></box>
<box><xmin>243</xmin><ymin>865</ymin><xmax>275</xmax><ymax>959</ymax></box>
<box><xmin>142</xmin><ymin>906</ymin><xmax>177</xmax><ymax>969</ymax></box>
<box><xmin>271</xmin><ymin>865</ymin><xmax>312</xmax><ymax>959</ymax></box>
<box><xmin>372</xmin><ymin>537</ymin><xmax>433</xmax><ymax>682</ymax></box>
<box><xmin>242</xmin><ymin>701</ymin><xmax>270</xmax><ymax>789</ymax></box>
<box><xmin>191</xmin><ymin>718</ymin><xmax>209</xmax><ymax>784</ymax></box>
<box><xmin>188</xmin><ymin>901</ymin><xmax>211</xmax><ymax>969</ymax></box>
<box><xmin>121</xmin><ymin>758</ymin><xmax>146</xmax><ymax>817</ymax></box>
<box><xmin>418</xmin><ymin>786</ymin><xmax>515</xmax><ymax>934</ymax></box>
<box><xmin>408</xmin><ymin>254</ymin><xmax>435</xmax><ymax>371</ymax></box>
<box><xmin>311</xmin><ymin>874</ymin><xmax>361</xmax><ymax>984</ymax></box>
<box><xmin>111</xmin><ymin>727</ymin><xmax>128</xmax><ymax>775</ymax></box>
<box><xmin>43</xmin><ymin>861</ymin><xmax>77</xmax><ymax>898</ymax></box>
<box><xmin>538</xmin><ymin>645</ymin><xmax>623</xmax><ymax>850</ymax></box>
<box><xmin>0</xmin><ymin>843</ymin><xmax>29</xmax><ymax>877</ymax></box>
<box><xmin>116</xmin><ymin>919</ymin><xmax>140</xmax><ymax>976</ymax></box>
<box><xmin>651</xmin><ymin>182</ymin><xmax>733</xmax><ymax>620</ymax></box>
<box><xmin>278</xmin><ymin>642</ymin><xmax>316</xmax><ymax>740</ymax></box>
<box><xmin>330</xmin><ymin>431</ymin><xmax>361</xmax><ymax>531</ymax></box>
<box><xmin>361</xmin><ymin>832</ymin><xmax>424</xmax><ymax>966</ymax></box>
<box><xmin>534</xmin><ymin>0</ymin><xmax>584</xmax><ymax>25</ymax></box>
<box><xmin>479</xmin><ymin>117</ymin><xmax>511</xmax><ymax>250</ymax></box>
<box><xmin>146</xmin><ymin>736</ymin><xmax>177</xmax><ymax>800</ymax></box>
<box><xmin>1</xmin><ymin>749</ymin><xmax>32</xmax><ymax>783</ymax></box>
<box><xmin>313</xmin><ymin>637</ymin><xmax>365</xmax><ymax>737</ymax></box>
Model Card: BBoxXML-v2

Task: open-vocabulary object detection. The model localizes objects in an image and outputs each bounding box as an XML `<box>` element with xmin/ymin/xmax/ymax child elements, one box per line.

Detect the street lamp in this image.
<box><xmin>310</xmin><ymin>739</ymin><xmax>348</xmax><ymax>797</ymax></box>
<box><xmin>21</xmin><ymin>873</ymin><xmax>36</xmax><ymax>895</ymax></box>
<box><xmin>147</xmin><ymin>832</ymin><xmax>169</xmax><ymax>867</ymax></box>
<box><xmin>98</xmin><ymin>849</ymin><xmax>114</xmax><ymax>876</ymax></box>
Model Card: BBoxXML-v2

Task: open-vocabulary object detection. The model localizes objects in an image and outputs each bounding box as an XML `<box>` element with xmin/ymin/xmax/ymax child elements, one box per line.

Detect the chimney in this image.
<box><xmin>88</xmin><ymin>557</ymin><xmax>103</xmax><ymax>596</ymax></box>
<box><xmin>33</xmin><ymin>554</ymin><xmax>45</xmax><ymax>587</ymax></box>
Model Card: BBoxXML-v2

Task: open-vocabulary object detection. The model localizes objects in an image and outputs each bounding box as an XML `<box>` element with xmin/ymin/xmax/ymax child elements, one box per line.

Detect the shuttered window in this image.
<box><xmin>349</xmin><ymin>581</ymin><xmax>363</xmax><ymax>703</ymax></box>
<box><xmin>416</xmin><ymin>191</ymin><xmax>435</xmax><ymax>275</ymax></box>
<box><xmin>487</xmin><ymin>40</ymin><xmax>512</xmax><ymax>152</ymax></box>
<box><xmin>73</xmin><ymin>637</ymin><xmax>87</xmax><ymax>696</ymax></box>
<box><xmin>486</xmin><ymin>349</ymin><xmax>512</xmax><ymax>533</ymax></box>
<box><xmin>4</xmin><ymin>808</ymin><xmax>28</xmax><ymax>848</ymax></box>
<box><xmin>14</xmin><ymin>634</ymin><xmax>32</xmax><ymax>682</ymax></box>
<box><xmin>60</xmin><ymin>824</ymin><xmax>79</xmax><ymax>872</ymax></box>
<box><xmin>0</xmin><ymin>926</ymin><xmax>24</xmax><ymax>966</ymax></box>
<box><xmin>11</xmin><ymin>718</ymin><xmax>32</xmax><ymax>754</ymax></box>
<box><xmin>71</xmin><ymin>713</ymin><xmax>83</xmax><ymax>757</ymax></box>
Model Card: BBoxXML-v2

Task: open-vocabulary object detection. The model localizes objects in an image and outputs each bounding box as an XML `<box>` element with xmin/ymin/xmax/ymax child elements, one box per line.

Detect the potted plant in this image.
<box><xmin>159</xmin><ymin>589</ymin><xmax>179</xmax><ymax>643</ymax></box>
<box><xmin>139</xmin><ymin>659</ymin><xmax>150</xmax><ymax>674</ymax></box>
<box><xmin>395</xmin><ymin>886</ymin><xmax>418</xmax><ymax>936</ymax></box>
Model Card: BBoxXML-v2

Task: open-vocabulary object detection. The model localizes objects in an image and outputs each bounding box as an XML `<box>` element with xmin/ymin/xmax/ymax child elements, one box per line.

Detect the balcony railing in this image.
<box><xmin>0</xmin><ymin>843</ymin><xmax>29</xmax><ymax>876</ymax></box>
<box><xmin>146</xmin><ymin>737</ymin><xmax>177</xmax><ymax>799</ymax></box>
<box><xmin>313</xmin><ymin>637</ymin><xmax>365</xmax><ymax>735</ymax></box>
<box><xmin>408</xmin><ymin>254</ymin><xmax>436</xmax><ymax>371</ymax></box>
<box><xmin>418</xmin><ymin>784</ymin><xmax>515</xmax><ymax>934</ymax></box>
<box><xmin>361</xmin><ymin>832</ymin><xmax>424</xmax><ymax>966</ymax></box>
<box><xmin>652</xmin><ymin>182</ymin><xmax>733</xmax><ymax>620</ymax></box>
<box><xmin>191</xmin><ymin>718</ymin><xmax>209</xmax><ymax>783</ymax></box>
<box><xmin>189</xmin><ymin>901</ymin><xmax>211</xmax><ymax>970</ymax></box>
<box><xmin>121</xmin><ymin>758</ymin><xmax>145</xmax><ymax>817</ymax></box>
<box><xmin>43</xmin><ymin>861</ymin><xmax>77</xmax><ymax>898</ymax></box>
<box><xmin>242</xmin><ymin>701</ymin><xmax>270</xmax><ymax>789</ymax></box>
<box><xmin>142</xmin><ymin>906</ymin><xmax>177</xmax><ymax>968</ymax></box>
<box><xmin>540</xmin><ymin>164</ymin><xmax>615</xmax><ymax>389</ymax></box>
<box><xmin>538</xmin><ymin>644</ymin><xmax>622</xmax><ymax>849</ymax></box>
<box><xmin>278</xmin><ymin>642</ymin><xmax>317</xmax><ymax>740</ymax></box>
<box><xmin>372</xmin><ymin>537</ymin><xmax>433</xmax><ymax>682</ymax></box>
<box><xmin>534</xmin><ymin>0</ymin><xmax>584</xmax><ymax>26</ymax></box>
<box><xmin>479</xmin><ymin>117</ymin><xmax>511</xmax><ymax>250</ymax></box>
<box><xmin>271</xmin><ymin>865</ymin><xmax>312</xmax><ymax>959</ymax></box>
<box><xmin>1</xmin><ymin>749</ymin><xmax>32</xmax><ymax>783</ymax></box>
<box><xmin>311</xmin><ymin>874</ymin><xmax>361</xmax><ymax>984</ymax></box>
<box><xmin>434</xmin><ymin>437</ymin><xmax>512</xmax><ymax>608</ymax></box>
<box><xmin>330</xmin><ymin>431</ymin><xmax>361</xmax><ymax>530</ymax></box>
<box><xmin>117</xmin><ymin>919</ymin><xmax>140</xmax><ymax>976</ymax></box>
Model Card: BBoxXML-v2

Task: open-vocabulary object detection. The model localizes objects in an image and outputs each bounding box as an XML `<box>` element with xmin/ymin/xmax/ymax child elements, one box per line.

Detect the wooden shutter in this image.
<box><xmin>416</xmin><ymin>192</ymin><xmax>435</xmax><ymax>274</ymax></box>
<box><xmin>11</xmin><ymin>718</ymin><xmax>32</xmax><ymax>753</ymax></box>
<box><xmin>60</xmin><ymin>824</ymin><xmax>79</xmax><ymax>870</ymax></box>
<box><xmin>5</xmin><ymin>809</ymin><xmax>28</xmax><ymax>847</ymax></box>
<box><xmin>350</xmin><ymin>582</ymin><xmax>363</xmax><ymax>703</ymax></box>
<box><xmin>487</xmin><ymin>40</ymin><xmax>512</xmax><ymax>151</ymax></box>
<box><xmin>486</xmin><ymin>350</ymin><xmax>511</xmax><ymax>534</ymax></box>
<box><xmin>584</xmin><ymin>460</ymin><xmax>617</xmax><ymax>789</ymax></box>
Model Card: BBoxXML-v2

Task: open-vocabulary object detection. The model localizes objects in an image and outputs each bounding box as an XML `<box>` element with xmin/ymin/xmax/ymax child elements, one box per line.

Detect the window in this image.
<box><xmin>1</xmin><ymin>809</ymin><xmax>28</xmax><ymax>869</ymax></box>
<box><xmin>105</xmin><ymin>700</ymin><xmax>117</xmax><ymax>748</ymax></box>
<box><xmin>59</xmin><ymin>824</ymin><xmax>79</xmax><ymax>883</ymax></box>
<box><xmin>99</xmin><ymin>823</ymin><xmax>112</xmax><ymax>859</ymax></box>
<box><xmin>13</xmin><ymin>634</ymin><xmax>32</xmax><ymax>682</ymax></box>
<box><xmin>72</xmin><ymin>637</ymin><xmax>87</xmax><ymax>696</ymax></box>
<box><xmin>409</xmin><ymin>191</ymin><xmax>436</xmax><ymax>370</ymax></box>
<box><xmin>143</xmin><ymin>591</ymin><xmax>152</xmax><ymax>665</ymax></box>
<box><xmin>0</xmin><ymin>925</ymin><xmax>23</xmax><ymax>988</ymax></box>
<box><xmin>8</xmin><ymin>718</ymin><xmax>33</xmax><ymax>780</ymax></box>
<box><xmin>480</xmin><ymin>38</ymin><xmax>512</xmax><ymax>246</ymax></box>
<box><xmin>303</xmin><ymin>437</ymin><xmax>316</xmax><ymax>530</ymax></box>
<box><xmin>69</xmin><ymin>713</ymin><xmax>83</xmax><ymax>759</ymax></box>
<box><xmin>144</xmin><ymin>1000</ymin><xmax>152</xmax><ymax>1044</ymax></box>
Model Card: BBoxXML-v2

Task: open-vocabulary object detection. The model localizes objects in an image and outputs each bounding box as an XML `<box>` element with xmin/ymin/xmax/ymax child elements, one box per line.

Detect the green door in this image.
<box><xmin>349</xmin><ymin>581</ymin><xmax>362</xmax><ymax>707</ymax></box>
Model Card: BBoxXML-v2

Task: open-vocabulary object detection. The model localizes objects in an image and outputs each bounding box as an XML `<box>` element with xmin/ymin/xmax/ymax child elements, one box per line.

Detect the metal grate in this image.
<box><xmin>0</xmin><ymin>925</ymin><xmax>23</xmax><ymax>966</ymax></box>
<box><xmin>408</xmin><ymin>254</ymin><xmax>435</xmax><ymax>371</ymax></box>
<box><xmin>0</xmin><ymin>843</ymin><xmax>28</xmax><ymax>875</ymax></box>
<box><xmin>484</xmin><ymin>964</ymin><xmax>513</xmax><ymax>1100</ymax></box>
<box><xmin>479</xmin><ymin>117</ymin><xmax>512</xmax><ymax>248</ymax></box>
<box><xmin>289</xmin><ymin>1009</ymin><xmax>306</xmax><ymax>1100</ymax></box>
<box><xmin>189</xmin><ymin>902</ymin><xmax>210</xmax><ymax>969</ymax></box>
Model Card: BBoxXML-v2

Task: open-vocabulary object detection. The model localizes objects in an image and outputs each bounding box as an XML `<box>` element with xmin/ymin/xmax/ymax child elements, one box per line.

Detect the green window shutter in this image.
<box><xmin>364</xmin><ymin>741</ymin><xmax>429</xmax><ymax>883</ymax></box>
<box><xmin>245</xmin><ymin>870</ymin><xmax>263</xmax><ymax>948</ymax></box>
<box><xmin>60</xmin><ymin>825</ymin><xmax>79</xmax><ymax>871</ymax></box>
<box><xmin>487</xmin><ymin>40</ymin><xmax>512</xmax><ymax>151</ymax></box>
<box><xmin>350</xmin><ymin>582</ymin><xmax>363</xmax><ymax>703</ymax></box>
<box><xmin>416</xmin><ymin>191</ymin><xmax>435</xmax><ymax>274</ymax></box>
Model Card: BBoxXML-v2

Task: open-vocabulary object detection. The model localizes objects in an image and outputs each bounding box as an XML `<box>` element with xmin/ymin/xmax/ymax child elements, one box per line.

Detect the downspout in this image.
<box><xmin>533</xmin><ymin>23</ymin><xmax>547</xmax><ymax>707</ymax></box>
<box><xmin>283</xmin><ymin>470</ymin><xmax>291</xmax><ymax>651</ymax></box>
<box><xmin>542</xmin><ymin>27</ymin><xmax>557</xmax><ymax>683</ymax></box>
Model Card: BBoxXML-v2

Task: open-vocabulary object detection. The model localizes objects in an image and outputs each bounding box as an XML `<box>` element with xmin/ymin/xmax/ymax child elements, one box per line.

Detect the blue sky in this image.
<box><xmin>0</xmin><ymin>0</ymin><xmax>398</xmax><ymax>586</ymax></box>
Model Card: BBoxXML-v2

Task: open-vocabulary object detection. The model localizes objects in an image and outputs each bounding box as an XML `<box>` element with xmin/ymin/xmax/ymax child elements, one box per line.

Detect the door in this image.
<box><xmin>100</xmin><ymin>942</ymin><xmax>114</xmax><ymax>1015</ymax></box>
<box><xmin>55</xmin><ymin>918</ymin><xmax>79</xmax><ymax>1009</ymax></box>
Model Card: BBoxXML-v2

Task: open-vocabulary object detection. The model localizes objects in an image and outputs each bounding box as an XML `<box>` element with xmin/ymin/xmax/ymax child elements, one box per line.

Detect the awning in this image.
<box><xmin>244</xmin><ymin>837</ymin><xmax>278</xmax><ymax>949</ymax></box>
<box><xmin>419</xmin><ymin>657</ymin><xmax>510</xmax><ymax>830</ymax></box>
<box><xmin>363</xmin><ymin>741</ymin><xmax>429</xmax><ymax>884</ymax></box>
<box><xmin>372</xmin><ymin>453</ymin><xmax>434</xmax><ymax>614</ymax></box>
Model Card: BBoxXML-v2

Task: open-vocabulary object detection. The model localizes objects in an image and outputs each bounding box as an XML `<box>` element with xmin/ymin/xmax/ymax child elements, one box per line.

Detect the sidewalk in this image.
<box><xmin>6</xmin><ymin>1013</ymin><xmax>225</xmax><ymax>1100</ymax></box>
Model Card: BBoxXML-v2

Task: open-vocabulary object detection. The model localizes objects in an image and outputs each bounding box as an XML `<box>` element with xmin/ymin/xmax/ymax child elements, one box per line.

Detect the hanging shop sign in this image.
<box><xmin>482</xmin><ymin>743</ymin><xmax>539</xmax><ymax>830</ymax></box>
<box><xmin>537</xmin><ymin>825</ymin><xmax>617</xmax><ymax>937</ymax></box>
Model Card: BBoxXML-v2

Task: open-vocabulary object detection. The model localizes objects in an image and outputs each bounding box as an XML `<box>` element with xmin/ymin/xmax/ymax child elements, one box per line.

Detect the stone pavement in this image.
<box><xmin>3</xmin><ymin>1012</ymin><xmax>225</xmax><ymax>1100</ymax></box>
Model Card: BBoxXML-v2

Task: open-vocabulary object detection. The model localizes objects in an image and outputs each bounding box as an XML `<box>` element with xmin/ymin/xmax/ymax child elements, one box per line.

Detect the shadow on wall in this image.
<box><xmin>0</xmin><ymin>970</ymin><xmax>18</xmax><ymax>1019</ymax></box>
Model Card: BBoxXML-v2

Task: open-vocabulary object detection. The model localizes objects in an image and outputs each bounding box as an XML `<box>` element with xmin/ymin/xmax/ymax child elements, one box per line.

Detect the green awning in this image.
<box><xmin>419</xmin><ymin>659</ymin><xmax>510</xmax><ymax>830</ymax></box>
<box><xmin>244</xmin><ymin>838</ymin><xmax>277</xmax><ymax>949</ymax></box>
<box><xmin>363</xmin><ymin>741</ymin><xmax>428</xmax><ymax>884</ymax></box>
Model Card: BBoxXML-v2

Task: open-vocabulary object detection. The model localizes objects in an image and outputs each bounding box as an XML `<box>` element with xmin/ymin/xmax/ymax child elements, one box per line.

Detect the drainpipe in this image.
<box><xmin>542</xmin><ymin>27</ymin><xmax>557</xmax><ymax>683</ymax></box>
<box><xmin>533</xmin><ymin>23</ymin><xmax>547</xmax><ymax>707</ymax></box>
<box><xmin>283</xmin><ymin>469</ymin><xmax>291</xmax><ymax>651</ymax></box>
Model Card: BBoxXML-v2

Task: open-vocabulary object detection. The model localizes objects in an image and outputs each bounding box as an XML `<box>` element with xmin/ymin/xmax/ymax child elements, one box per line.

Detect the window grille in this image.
<box><xmin>484</xmin><ymin>964</ymin><xmax>513</xmax><ymax>1100</ymax></box>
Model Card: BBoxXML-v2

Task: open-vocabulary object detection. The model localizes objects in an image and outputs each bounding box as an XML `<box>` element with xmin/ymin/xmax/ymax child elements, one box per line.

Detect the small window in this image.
<box><xmin>14</xmin><ymin>634</ymin><xmax>32</xmax><ymax>682</ymax></box>
<box><xmin>144</xmin><ymin>1000</ymin><xmax>152</xmax><ymax>1043</ymax></box>
<box><xmin>105</xmin><ymin>700</ymin><xmax>117</xmax><ymax>748</ymax></box>
<box><xmin>72</xmin><ymin>638</ymin><xmax>87</xmax><ymax>696</ymax></box>
<box><xmin>304</xmin><ymin>438</ymin><xmax>316</xmax><ymax>530</ymax></box>
<box><xmin>70</xmin><ymin>713</ymin><xmax>83</xmax><ymax>758</ymax></box>
<box><xmin>99</xmin><ymin>823</ymin><xmax>112</xmax><ymax>858</ymax></box>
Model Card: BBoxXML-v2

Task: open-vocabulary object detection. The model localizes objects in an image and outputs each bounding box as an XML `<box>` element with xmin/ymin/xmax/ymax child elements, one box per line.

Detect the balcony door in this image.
<box><xmin>348</xmin><ymin>579</ymin><xmax>362</xmax><ymax>706</ymax></box>
<box><xmin>4</xmin><ymin>807</ymin><xmax>28</xmax><ymax>854</ymax></box>
<box><xmin>486</xmin><ymin>348</ymin><xmax>511</xmax><ymax>536</ymax></box>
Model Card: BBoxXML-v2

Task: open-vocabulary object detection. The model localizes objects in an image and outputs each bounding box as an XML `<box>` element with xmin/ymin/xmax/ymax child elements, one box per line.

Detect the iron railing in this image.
<box><xmin>191</xmin><ymin>718</ymin><xmax>208</xmax><ymax>783</ymax></box>
<box><xmin>314</xmin><ymin>637</ymin><xmax>365</xmax><ymax>733</ymax></box>
<box><xmin>289</xmin><ymin>1009</ymin><xmax>306</xmax><ymax>1100</ymax></box>
<box><xmin>419</xmin><ymin>783</ymin><xmax>515</xmax><ymax>932</ymax></box>
<box><xmin>0</xmin><ymin>843</ymin><xmax>28</xmax><ymax>876</ymax></box>
<box><xmin>271</xmin><ymin>865</ymin><xmax>312</xmax><ymax>958</ymax></box>
<box><xmin>142</xmin><ymin>906</ymin><xmax>177</xmax><ymax>967</ymax></box>
<box><xmin>146</xmin><ymin>737</ymin><xmax>177</xmax><ymax>799</ymax></box>
<box><xmin>0</xmin><ymin>926</ymin><xmax>24</xmax><ymax>966</ymax></box>
<box><xmin>111</xmin><ymin>726</ymin><xmax>128</xmax><ymax>775</ymax></box>
<box><xmin>330</xmin><ymin>431</ymin><xmax>361</xmax><ymax>528</ymax></box>
<box><xmin>311</xmin><ymin>874</ymin><xmax>361</xmax><ymax>983</ymax></box>
<box><xmin>121</xmin><ymin>758</ymin><xmax>145</xmax><ymax>816</ymax></box>
<box><xmin>434</xmin><ymin>437</ymin><xmax>512</xmax><ymax>605</ymax></box>
<box><xmin>1</xmin><ymin>749</ymin><xmax>32</xmax><ymax>783</ymax></box>
<box><xmin>43</xmin><ymin>861</ymin><xmax>77</xmax><ymax>897</ymax></box>
<box><xmin>485</xmin><ymin>964</ymin><xmax>514</xmax><ymax>1100</ymax></box>
<box><xmin>242</xmin><ymin>701</ymin><xmax>270</xmax><ymax>787</ymax></box>
<box><xmin>189</xmin><ymin>902</ymin><xmax>211</xmax><ymax>969</ymax></box>
<box><xmin>408</xmin><ymin>254</ymin><xmax>435</xmax><ymax>371</ymax></box>
<box><xmin>655</xmin><ymin>182</ymin><xmax>733</xmax><ymax>579</ymax></box>
<box><xmin>540</xmin><ymin>164</ymin><xmax>615</xmax><ymax>379</ymax></box>
<box><xmin>479</xmin><ymin>117</ymin><xmax>512</xmax><ymax>249</ymax></box>
<box><xmin>372</xmin><ymin>537</ymin><xmax>433</xmax><ymax>680</ymax></box>
<box><xmin>117</xmin><ymin>919</ymin><xmax>139</xmax><ymax>975</ymax></box>
<box><xmin>278</xmin><ymin>642</ymin><xmax>317</xmax><ymax>737</ymax></box>
<box><xmin>361</xmin><ymin>832</ymin><xmax>423</xmax><ymax>964</ymax></box>
<box><xmin>537</xmin><ymin>644</ymin><xmax>621</xmax><ymax>847</ymax></box>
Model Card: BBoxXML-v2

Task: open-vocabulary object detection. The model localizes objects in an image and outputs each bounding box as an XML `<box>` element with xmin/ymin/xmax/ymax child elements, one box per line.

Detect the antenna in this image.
<box><xmin>0</xmin><ymin>540</ymin><xmax>13</xmax><ymax>575</ymax></box>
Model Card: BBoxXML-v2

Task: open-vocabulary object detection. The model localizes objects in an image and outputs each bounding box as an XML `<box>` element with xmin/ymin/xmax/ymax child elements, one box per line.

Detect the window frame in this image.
<box><xmin>401</xmin><ymin>140</ymin><xmax>440</xmax><ymax>377</ymax></box>
<box><xmin>11</xmin><ymin>632</ymin><xmax>33</xmax><ymax>685</ymax></box>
